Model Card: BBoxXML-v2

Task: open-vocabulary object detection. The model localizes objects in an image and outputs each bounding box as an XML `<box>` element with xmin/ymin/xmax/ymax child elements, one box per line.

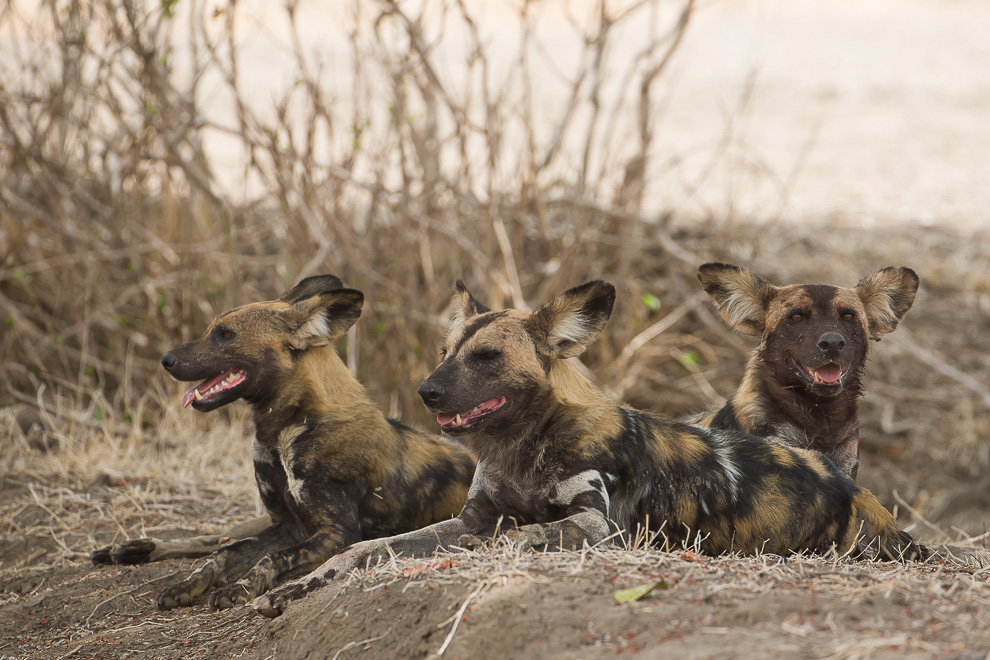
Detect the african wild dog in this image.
<box><xmin>92</xmin><ymin>275</ymin><xmax>475</xmax><ymax>610</ymax></box>
<box><xmin>252</xmin><ymin>279</ymin><xmax>926</xmax><ymax>618</ymax></box>
<box><xmin>688</xmin><ymin>263</ymin><xmax>919</xmax><ymax>480</ymax></box>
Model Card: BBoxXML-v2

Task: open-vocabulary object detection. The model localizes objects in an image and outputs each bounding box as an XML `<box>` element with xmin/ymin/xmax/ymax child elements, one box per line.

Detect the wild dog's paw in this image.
<box><xmin>209</xmin><ymin>582</ymin><xmax>254</xmax><ymax>610</ymax></box>
<box><xmin>455</xmin><ymin>534</ymin><xmax>488</xmax><ymax>551</ymax></box>
<box><xmin>505</xmin><ymin>525</ymin><xmax>550</xmax><ymax>552</ymax></box>
<box><xmin>252</xmin><ymin>572</ymin><xmax>335</xmax><ymax>618</ymax></box>
<box><xmin>155</xmin><ymin>563</ymin><xmax>218</xmax><ymax>610</ymax></box>
<box><xmin>156</xmin><ymin>581</ymin><xmax>198</xmax><ymax>610</ymax></box>
<box><xmin>90</xmin><ymin>539</ymin><xmax>156</xmax><ymax>565</ymax></box>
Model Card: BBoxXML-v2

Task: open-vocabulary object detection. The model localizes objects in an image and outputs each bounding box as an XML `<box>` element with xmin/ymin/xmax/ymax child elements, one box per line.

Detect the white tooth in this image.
<box><xmin>194</xmin><ymin>389</ymin><xmax>203</xmax><ymax>401</ymax></box>
<box><xmin>455</xmin><ymin>414</ymin><xmax>462</xmax><ymax>425</ymax></box>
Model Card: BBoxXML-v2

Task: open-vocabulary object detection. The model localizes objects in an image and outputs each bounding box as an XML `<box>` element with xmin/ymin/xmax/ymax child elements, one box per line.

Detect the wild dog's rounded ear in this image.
<box><xmin>697</xmin><ymin>262</ymin><xmax>778</xmax><ymax>336</ymax></box>
<box><xmin>288</xmin><ymin>288</ymin><xmax>364</xmax><ymax>350</ymax></box>
<box><xmin>855</xmin><ymin>266</ymin><xmax>919</xmax><ymax>341</ymax></box>
<box><xmin>446</xmin><ymin>279</ymin><xmax>491</xmax><ymax>340</ymax></box>
<box><xmin>279</xmin><ymin>275</ymin><xmax>345</xmax><ymax>304</ymax></box>
<box><xmin>527</xmin><ymin>280</ymin><xmax>616</xmax><ymax>359</ymax></box>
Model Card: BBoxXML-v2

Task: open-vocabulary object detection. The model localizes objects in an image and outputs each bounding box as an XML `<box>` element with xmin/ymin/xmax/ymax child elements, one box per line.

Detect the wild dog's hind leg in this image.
<box><xmin>91</xmin><ymin>516</ymin><xmax>270</xmax><ymax>565</ymax></box>
<box><xmin>156</xmin><ymin>520</ymin><xmax>299</xmax><ymax>610</ymax></box>
<box><xmin>252</xmin><ymin>516</ymin><xmax>477</xmax><ymax>618</ymax></box>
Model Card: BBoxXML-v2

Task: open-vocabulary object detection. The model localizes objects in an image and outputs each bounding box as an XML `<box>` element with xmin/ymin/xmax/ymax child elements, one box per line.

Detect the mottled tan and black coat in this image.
<box><xmin>688</xmin><ymin>263</ymin><xmax>919</xmax><ymax>480</ymax></box>
<box><xmin>253</xmin><ymin>279</ymin><xmax>925</xmax><ymax>618</ymax></box>
<box><xmin>93</xmin><ymin>275</ymin><xmax>475</xmax><ymax>610</ymax></box>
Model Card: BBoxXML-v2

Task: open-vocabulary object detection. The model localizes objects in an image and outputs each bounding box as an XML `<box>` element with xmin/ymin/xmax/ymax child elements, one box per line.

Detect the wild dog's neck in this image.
<box><xmin>732</xmin><ymin>352</ymin><xmax>863</xmax><ymax>444</ymax></box>
<box><xmin>251</xmin><ymin>345</ymin><xmax>388</xmax><ymax>441</ymax></box>
<box><xmin>478</xmin><ymin>359</ymin><xmax>621</xmax><ymax>483</ymax></box>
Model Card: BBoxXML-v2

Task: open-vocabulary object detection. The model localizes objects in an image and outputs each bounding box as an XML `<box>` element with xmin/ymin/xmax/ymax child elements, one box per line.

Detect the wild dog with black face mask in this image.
<box><xmin>689</xmin><ymin>263</ymin><xmax>919</xmax><ymax>480</ymax></box>
<box><xmin>92</xmin><ymin>275</ymin><xmax>475</xmax><ymax>611</ymax></box>
<box><xmin>252</xmin><ymin>279</ymin><xmax>926</xmax><ymax>619</ymax></box>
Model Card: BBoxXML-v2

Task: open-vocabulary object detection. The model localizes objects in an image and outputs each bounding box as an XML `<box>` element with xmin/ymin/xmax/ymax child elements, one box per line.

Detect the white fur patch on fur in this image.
<box><xmin>550</xmin><ymin>313</ymin><xmax>592</xmax><ymax>347</ymax></box>
<box><xmin>721</xmin><ymin>289</ymin><xmax>765</xmax><ymax>332</ymax></box>
<box><xmin>712</xmin><ymin>440</ymin><xmax>741</xmax><ymax>503</ymax></box>
<box><xmin>298</xmin><ymin>313</ymin><xmax>332</xmax><ymax>341</ymax></box>
<box><xmin>550</xmin><ymin>469</ymin><xmax>610</xmax><ymax>514</ymax></box>
<box><xmin>277</xmin><ymin>424</ymin><xmax>308</xmax><ymax>505</ymax></box>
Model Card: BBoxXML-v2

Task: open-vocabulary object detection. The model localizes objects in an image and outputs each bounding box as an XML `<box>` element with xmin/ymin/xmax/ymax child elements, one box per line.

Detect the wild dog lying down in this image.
<box><xmin>252</xmin><ymin>280</ymin><xmax>926</xmax><ymax>618</ymax></box>
<box><xmin>689</xmin><ymin>263</ymin><xmax>919</xmax><ymax>480</ymax></box>
<box><xmin>93</xmin><ymin>275</ymin><xmax>475</xmax><ymax>610</ymax></box>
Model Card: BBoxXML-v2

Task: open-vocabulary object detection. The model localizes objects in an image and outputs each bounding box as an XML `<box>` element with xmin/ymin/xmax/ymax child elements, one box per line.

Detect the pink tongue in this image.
<box><xmin>816</xmin><ymin>364</ymin><xmax>843</xmax><ymax>384</ymax></box>
<box><xmin>182</xmin><ymin>385</ymin><xmax>199</xmax><ymax>408</ymax></box>
<box><xmin>437</xmin><ymin>413</ymin><xmax>456</xmax><ymax>426</ymax></box>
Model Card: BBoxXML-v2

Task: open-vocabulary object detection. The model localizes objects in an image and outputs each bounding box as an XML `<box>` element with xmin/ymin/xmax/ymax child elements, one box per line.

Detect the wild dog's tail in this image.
<box><xmin>849</xmin><ymin>488</ymin><xmax>930</xmax><ymax>562</ymax></box>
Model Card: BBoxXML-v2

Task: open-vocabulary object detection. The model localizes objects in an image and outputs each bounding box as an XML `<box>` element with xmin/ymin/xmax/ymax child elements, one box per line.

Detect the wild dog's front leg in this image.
<box><xmin>508</xmin><ymin>469</ymin><xmax>613</xmax><ymax>552</ymax></box>
<box><xmin>208</xmin><ymin>528</ymin><xmax>359</xmax><ymax>610</ymax></box>
<box><xmin>155</xmin><ymin>522</ymin><xmax>296</xmax><ymax>610</ymax></box>
<box><xmin>91</xmin><ymin>516</ymin><xmax>271</xmax><ymax>565</ymax></box>
<box><xmin>252</xmin><ymin>516</ymin><xmax>478</xmax><ymax>618</ymax></box>
<box><xmin>508</xmin><ymin>510</ymin><xmax>612</xmax><ymax>551</ymax></box>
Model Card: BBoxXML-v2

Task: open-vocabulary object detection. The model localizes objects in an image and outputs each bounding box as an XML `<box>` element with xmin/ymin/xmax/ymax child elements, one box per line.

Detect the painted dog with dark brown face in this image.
<box><xmin>689</xmin><ymin>263</ymin><xmax>919</xmax><ymax>480</ymax></box>
<box><xmin>93</xmin><ymin>275</ymin><xmax>475</xmax><ymax>610</ymax></box>
<box><xmin>252</xmin><ymin>279</ymin><xmax>926</xmax><ymax>619</ymax></box>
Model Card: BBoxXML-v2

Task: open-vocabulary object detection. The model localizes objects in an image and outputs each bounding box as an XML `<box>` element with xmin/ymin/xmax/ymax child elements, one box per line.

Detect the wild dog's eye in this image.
<box><xmin>789</xmin><ymin>312</ymin><xmax>804</xmax><ymax>322</ymax></box>
<box><xmin>472</xmin><ymin>348</ymin><xmax>502</xmax><ymax>361</ymax></box>
<box><xmin>840</xmin><ymin>311</ymin><xmax>855</xmax><ymax>322</ymax></box>
<box><xmin>217</xmin><ymin>327</ymin><xmax>236</xmax><ymax>341</ymax></box>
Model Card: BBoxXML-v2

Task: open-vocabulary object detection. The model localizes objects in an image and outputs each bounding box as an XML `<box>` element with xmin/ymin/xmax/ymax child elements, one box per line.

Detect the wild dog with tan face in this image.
<box><xmin>252</xmin><ymin>279</ymin><xmax>926</xmax><ymax>618</ymax></box>
<box><xmin>93</xmin><ymin>275</ymin><xmax>475</xmax><ymax>610</ymax></box>
<box><xmin>690</xmin><ymin>263</ymin><xmax>919</xmax><ymax>480</ymax></box>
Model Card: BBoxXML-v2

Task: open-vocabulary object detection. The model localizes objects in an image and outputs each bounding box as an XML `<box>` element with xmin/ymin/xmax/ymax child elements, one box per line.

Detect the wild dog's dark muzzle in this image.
<box><xmin>816</xmin><ymin>332</ymin><xmax>847</xmax><ymax>361</ymax></box>
<box><xmin>417</xmin><ymin>379</ymin><xmax>446</xmax><ymax>407</ymax></box>
<box><xmin>161</xmin><ymin>351</ymin><xmax>179</xmax><ymax>372</ymax></box>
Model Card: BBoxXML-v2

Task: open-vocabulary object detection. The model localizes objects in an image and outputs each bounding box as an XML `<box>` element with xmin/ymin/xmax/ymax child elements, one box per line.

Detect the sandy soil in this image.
<box><xmin>3</xmin><ymin>540</ymin><xmax>988</xmax><ymax>660</ymax></box>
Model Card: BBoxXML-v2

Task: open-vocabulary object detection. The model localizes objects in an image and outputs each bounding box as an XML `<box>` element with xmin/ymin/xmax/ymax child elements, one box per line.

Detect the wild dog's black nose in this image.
<box><xmin>161</xmin><ymin>352</ymin><xmax>178</xmax><ymax>371</ymax></box>
<box><xmin>417</xmin><ymin>380</ymin><xmax>445</xmax><ymax>406</ymax></box>
<box><xmin>817</xmin><ymin>332</ymin><xmax>846</xmax><ymax>354</ymax></box>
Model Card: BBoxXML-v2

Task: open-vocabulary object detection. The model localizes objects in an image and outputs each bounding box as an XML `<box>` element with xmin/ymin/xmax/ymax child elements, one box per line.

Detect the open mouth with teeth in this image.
<box><xmin>436</xmin><ymin>396</ymin><xmax>508</xmax><ymax>432</ymax></box>
<box><xmin>793</xmin><ymin>359</ymin><xmax>847</xmax><ymax>388</ymax></box>
<box><xmin>181</xmin><ymin>368</ymin><xmax>248</xmax><ymax>409</ymax></box>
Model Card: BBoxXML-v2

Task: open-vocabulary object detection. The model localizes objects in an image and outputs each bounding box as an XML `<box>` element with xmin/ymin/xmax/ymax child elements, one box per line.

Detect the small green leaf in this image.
<box><xmin>678</xmin><ymin>351</ymin><xmax>699</xmax><ymax>370</ymax></box>
<box><xmin>374</xmin><ymin>319</ymin><xmax>386</xmax><ymax>337</ymax></box>
<box><xmin>14</xmin><ymin>270</ymin><xmax>30</xmax><ymax>284</ymax></box>
<box><xmin>117</xmin><ymin>314</ymin><xmax>132</xmax><ymax>328</ymax></box>
<box><xmin>157</xmin><ymin>293</ymin><xmax>169</xmax><ymax>313</ymax></box>
<box><xmin>94</xmin><ymin>405</ymin><xmax>106</xmax><ymax>422</ymax></box>
<box><xmin>641</xmin><ymin>293</ymin><xmax>661</xmax><ymax>312</ymax></box>
<box><xmin>84</xmin><ymin>365</ymin><xmax>96</xmax><ymax>378</ymax></box>
<box><xmin>614</xmin><ymin>580</ymin><xmax>669</xmax><ymax>603</ymax></box>
<box><xmin>126</xmin><ymin>260</ymin><xmax>137</xmax><ymax>273</ymax></box>
<box><xmin>4</xmin><ymin>316</ymin><xmax>13</xmax><ymax>328</ymax></box>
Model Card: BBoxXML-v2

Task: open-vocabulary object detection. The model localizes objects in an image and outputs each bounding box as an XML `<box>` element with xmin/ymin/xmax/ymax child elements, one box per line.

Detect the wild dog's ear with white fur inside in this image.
<box><xmin>287</xmin><ymin>288</ymin><xmax>364</xmax><ymax>350</ymax></box>
<box><xmin>279</xmin><ymin>275</ymin><xmax>344</xmax><ymax>303</ymax></box>
<box><xmin>855</xmin><ymin>267</ymin><xmax>919</xmax><ymax>341</ymax></box>
<box><xmin>526</xmin><ymin>280</ymin><xmax>616</xmax><ymax>359</ymax></box>
<box><xmin>697</xmin><ymin>262</ymin><xmax>778</xmax><ymax>336</ymax></box>
<box><xmin>446</xmin><ymin>279</ymin><xmax>491</xmax><ymax>341</ymax></box>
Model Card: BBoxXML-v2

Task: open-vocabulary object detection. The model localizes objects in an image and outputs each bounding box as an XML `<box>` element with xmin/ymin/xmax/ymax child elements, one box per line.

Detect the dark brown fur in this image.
<box><xmin>690</xmin><ymin>263</ymin><xmax>919</xmax><ymax>479</ymax></box>
<box><xmin>93</xmin><ymin>275</ymin><xmax>475</xmax><ymax>610</ymax></box>
<box><xmin>254</xmin><ymin>279</ymin><xmax>926</xmax><ymax>618</ymax></box>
